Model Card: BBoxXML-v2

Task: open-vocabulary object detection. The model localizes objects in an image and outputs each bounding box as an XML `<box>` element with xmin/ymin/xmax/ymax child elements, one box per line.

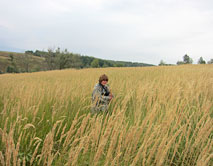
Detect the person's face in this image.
<box><xmin>101</xmin><ymin>79</ymin><xmax>108</xmax><ymax>85</ymax></box>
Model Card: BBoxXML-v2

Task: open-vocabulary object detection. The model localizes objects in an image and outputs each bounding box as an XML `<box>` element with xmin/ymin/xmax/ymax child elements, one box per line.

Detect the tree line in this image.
<box><xmin>159</xmin><ymin>54</ymin><xmax>213</xmax><ymax>66</ymax></box>
<box><xmin>2</xmin><ymin>50</ymin><xmax>212</xmax><ymax>74</ymax></box>
<box><xmin>2</xmin><ymin>48</ymin><xmax>152</xmax><ymax>74</ymax></box>
<box><xmin>27</xmin><ymin>48</ymin><xmax>153</xmax><ymax>70</ymax></box>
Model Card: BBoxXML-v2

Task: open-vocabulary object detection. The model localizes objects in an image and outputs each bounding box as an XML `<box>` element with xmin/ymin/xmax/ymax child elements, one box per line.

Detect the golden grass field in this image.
<box><xmin>0</xmin><ymin>65</ymin><xmax>212</xmax><ymax>166</ymax></box>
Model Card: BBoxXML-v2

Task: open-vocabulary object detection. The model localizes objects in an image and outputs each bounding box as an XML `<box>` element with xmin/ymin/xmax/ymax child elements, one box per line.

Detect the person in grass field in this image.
<box><xmin>91</xmin><ymin>74</ymin><xmax>113</xmax><ymax>113</ymax></box>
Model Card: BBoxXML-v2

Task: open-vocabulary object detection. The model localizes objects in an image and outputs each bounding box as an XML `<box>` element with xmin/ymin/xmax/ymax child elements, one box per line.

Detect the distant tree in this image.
<box><xmin>183</xmin><ymin>54</ymin><xmax>193</xmax><ymax>64</ymax></box>
<box><xmin>22</xmin><ymin>53</ymin><xmax>31</xmax><ymax>72</ymax></box>
<box><xmin>55</xmin><ymin>47</ymin><xmax>61</xmax><ymax>54</ymax></box>
<box><xmin>91</xmin><ymin>59</ymin><xmax>100</xmax><ymax>68</ymax></box>
<box><xmin>102</xmin><ymin>62</ymin><xmax>109</xmax><ymax>68</ymax></box>
<box><xmin>34</xmin><ymin>50</ymin><xmax>46</xmax><ymax>57</ymax></box>
<box><xmin>198</xmin><ymin>57</ymin><xmax>206</xmax><ymax>64</ymax></box>
<box><xmin>57</xmin><ymin>52</ymin><xmax>69</xmax><ymax>69</ymax></box>
<box><xmin>9</xmin><ymin>54</ymin><xmax>14</xmax><ymax>62</ymax></box>
<box><xmin>108</xmin><ymin>62</ymin><xmax>114</xmax><ymax>67</ymax></box>
<box><xmin>64</xmin><ymin>48</ymin><xmax>68</xmax><ymax>53</ymax></box>
<box><xmin>25</xmin><ymin>50</ymin><xmax>34</xmax><ymax>54</ymax></box>
<box><xmin>68</xmin><ymin>54</ymin><xmax>83</xmax><ymax>68</ymax></box>
<box><xmin>6</xmin><ymin>66</ymin><xmax>16</xmax><ymax>73</ymax></box>
<box><xmin>55</xmin><ymin>47</ymin><xmax>65</xmax><ymax>69</ymax></box>
<box><xmin>177</xmin><ymin>54</ymin><xmax>193</xmax><ymax>65</ymax></box>
<box><xmin>98</xmin><ymin>59</ymin><xmax>105</xmax><ymax>67</ymax></box>
<box><xmin>114</xmin><ymin>63</ymin><xmax>124</xmax><ymax>67</ymax></box>
<box><xmin>44</xmin><ymin>48</ymin><xmax>57</xmax><ymax>70</ymax></box>
<box><xmin>81</xmin><ymin>56</ymin><xmax>94</xmax><ymax>68</ymax></box>
<box><xmin>54</xmin><ymin>48</ymin><xmax>78</xmax><ymax>69</ymax></box>
<box><xmin>207</xmin><ymin>59</ymin><xmax>213</xmax><ymax>64</ymax></box>
<box><xmin>177</xmin><ymin>61</ymin><xmax>184</xmax><ymax>65</ymax></box>
<box><xmin>8</xmin><ymin>54</ymin><xmax>19</xmax><ymax>73</ymax></box>
<box><xmin>159</xmin><ymin>60</ymin><xmax>166</xmax><ymax>66</ymax></box>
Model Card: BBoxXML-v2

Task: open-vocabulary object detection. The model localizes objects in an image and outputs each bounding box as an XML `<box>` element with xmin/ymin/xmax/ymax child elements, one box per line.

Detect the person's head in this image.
<box><xmin>99</xmin><ymin>74</ymin><xmax>108</xmax><ymax>85</ymax></box>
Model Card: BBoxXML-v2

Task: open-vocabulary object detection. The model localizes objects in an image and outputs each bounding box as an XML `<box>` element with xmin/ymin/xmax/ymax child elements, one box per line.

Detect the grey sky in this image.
<box><xmin>0</xmin><ymin>0</ymin><xmax>213</xmax><ymax>65</ymax></box>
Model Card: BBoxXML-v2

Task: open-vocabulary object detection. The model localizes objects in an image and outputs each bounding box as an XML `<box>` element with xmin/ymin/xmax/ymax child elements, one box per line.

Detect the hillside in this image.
<box><xmin>0</xmin><ymin>51</ymin><xmax>47</xmax><ymax>73</ymax></box>
<box><xmin>0</xmin><ymin>50</ymin><xmax>154</xmax><ymax>73</ymax></box>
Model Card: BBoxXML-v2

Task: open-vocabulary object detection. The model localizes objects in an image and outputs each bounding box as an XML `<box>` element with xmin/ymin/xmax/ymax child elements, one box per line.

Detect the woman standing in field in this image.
<box><xmin>91</xmin><ymin>74</ymin><xmax>113</xmax><ymax>113</ymax></box>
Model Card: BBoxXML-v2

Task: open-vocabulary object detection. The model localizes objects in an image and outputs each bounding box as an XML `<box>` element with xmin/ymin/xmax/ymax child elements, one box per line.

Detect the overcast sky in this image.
<box><xmin>0</xmin><ymin>0</ymin><xmax>213</xmax><ymax>65</ymax></box>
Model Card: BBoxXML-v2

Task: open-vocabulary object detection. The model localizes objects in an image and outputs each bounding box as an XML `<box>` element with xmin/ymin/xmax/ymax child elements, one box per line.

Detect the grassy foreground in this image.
<box><xmin>0</xmin><ymin>65</ymin><xmax>212</xmax><ymax>166</ymax></box>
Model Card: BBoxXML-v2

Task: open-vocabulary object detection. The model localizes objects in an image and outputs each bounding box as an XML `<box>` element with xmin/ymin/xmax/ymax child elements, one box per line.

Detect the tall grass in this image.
<box><xmin>0</xmin><ymin>65</ymin><xmax>212</xmax><ymax>166</ymax></box>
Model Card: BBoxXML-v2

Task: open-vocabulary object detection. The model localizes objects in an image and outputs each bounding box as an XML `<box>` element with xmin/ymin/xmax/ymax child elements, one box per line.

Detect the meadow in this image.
<box><xmin>0</xmin><ymin>65</ymin><xmax>212</xmax><ymax>166</ymax></box>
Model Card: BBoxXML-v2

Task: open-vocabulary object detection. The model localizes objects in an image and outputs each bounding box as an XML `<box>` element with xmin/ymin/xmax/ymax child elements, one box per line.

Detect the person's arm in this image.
<box><xmin>105</xmin><ymin>85</ymin><xmax>113</xmax><ymax>100</ymax></box>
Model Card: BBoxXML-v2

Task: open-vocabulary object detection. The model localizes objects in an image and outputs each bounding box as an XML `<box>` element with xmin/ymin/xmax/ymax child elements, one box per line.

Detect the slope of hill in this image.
<box><xmin>0</xmin><ymin>51</ymin><xmax>47</xmax><ymax>73</ymax></box>
<box><xmin>0</xmin><ymin>50</ymin><xmax>154</xmax><ymax>73</ymax></box>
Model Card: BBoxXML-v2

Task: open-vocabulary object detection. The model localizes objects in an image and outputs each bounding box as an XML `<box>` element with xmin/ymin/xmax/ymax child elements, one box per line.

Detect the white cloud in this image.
<box><xmin>0</xmin><ymin>0</ymin><xmax>213</xmax><ymax>65</ymax></box>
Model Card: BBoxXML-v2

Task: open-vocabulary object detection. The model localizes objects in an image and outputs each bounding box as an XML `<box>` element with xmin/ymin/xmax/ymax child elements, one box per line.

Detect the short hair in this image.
<box><xmin>99</xmin><ymin>74</ymin><xmax>108</xmax><ymax>83</ymax></box>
